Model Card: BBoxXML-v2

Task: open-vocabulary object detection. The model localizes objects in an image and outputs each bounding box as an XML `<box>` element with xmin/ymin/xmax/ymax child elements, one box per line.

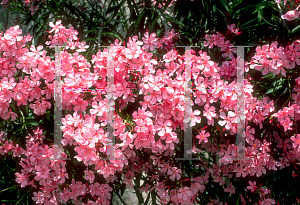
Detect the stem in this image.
<box><xmin>281</xmin><ymin>79</ymin><xmax>291</xmax><ymax>109</ymax></box>
<box><xmin>0</xmin><ymin>186</ymin><xmax>14</xmax><ymax>193</ymax></box>
<box><xmin>18</xmin><ymin>108</ymin><xmax>26</xmax><ymax>130</ymax></box>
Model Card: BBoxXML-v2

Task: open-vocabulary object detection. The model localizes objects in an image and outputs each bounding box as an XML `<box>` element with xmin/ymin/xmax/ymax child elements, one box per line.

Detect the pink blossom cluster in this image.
<box><xmin>0</xmin><ymin>21</ymin><xmax>300</xmax><ymax>204</ymax></box>
<box><xmin>248</xmin><ymin>41</ymin><xmax>300</xmax><ymax>74</ymax></box>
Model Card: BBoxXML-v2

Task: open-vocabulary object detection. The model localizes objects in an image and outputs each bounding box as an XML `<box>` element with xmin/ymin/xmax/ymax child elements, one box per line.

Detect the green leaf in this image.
<box><xmin>101</xmin><ymin>32</ymin><xmax>125</xmax><ymax>41</ymax></box>
<box><xmin>240</xmin><ymin>18</ymin><xmax>257</xmax><ymax>28</ymax></box>
<box><xmin>82</xmin><ymin>27</ymin><xmax>101</xmax><ymax>35</ymax></box>
<box><xmin>160</xmin><ymin>10</ymin><xmax>185</xmax><ymax>28</ymax></box>
<box><xmin>24</xmin><ymin>121</ymin><xmax>39</xmax><ymax>127</ymax></box>
<box><xmin>262</xmin><ymin>16</ymin><xmax>277</xmax><ymax>27</ymax></box>
<box><xmin>220</xmin><ymin>0</ymin><xmax>229</xmax><ymax>13</ymax></box>
<box><xmin>116</xmin><ymin>110</ymin><xmax>125</xmax><ymax>120</ymax></box>
<box><xmin>266</xmin><ymin>88</ymin><xmax>274</xmax><ymax>95</ymax></box>
<box><xmin>262</xmin><ymin>73</ymin><xmax>274</xmax><ymax>79</ymax></box>
<box><xmin>212</xmin><ymin>4</ymin><xmax>216</xmax><ymax>13</ymax></box>
<box><xmin>290</xmin><ymin>24</ymin><xmax>300</xmax><ymax>34</ymax></box>
<box><xmin>257</xmin><ymin>10</ymin><xmax>262</xmax><ymax>22</ymax></box>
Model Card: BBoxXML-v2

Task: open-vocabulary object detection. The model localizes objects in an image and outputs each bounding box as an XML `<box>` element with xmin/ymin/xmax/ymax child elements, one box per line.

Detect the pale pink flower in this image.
<box><xmin>218</xmin><ymin>111</ymin><xmax>235</xmax><ymax>130</ymax></box>
<box><xmin>76</xmin><ymin>41</ymin><xmax>89</xmax><ymax>52</ymax></box>
<box><xmin>90</xmin><ymin>101</ymin><xmax>105</xmax><ymax>116</ymax></box>
<box><xmin>49</xmin><ymin>20</ymin><xmax>63</xmax><ymax>34</ymax></box>
<box><xmin>183</xmin><ymin>109</ymin><xmax>201</xmax><ymax>127</ymax></box>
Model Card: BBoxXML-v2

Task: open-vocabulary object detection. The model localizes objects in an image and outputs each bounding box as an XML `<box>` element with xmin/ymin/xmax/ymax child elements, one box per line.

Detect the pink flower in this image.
<box><xmin>227</xmin><ymin>24</ymin><xmax>240</xmax><ymax>34</ymax></box>
<box><xmin>90</xmin><ymin>101</ymin><xmax>105</xmax><ymax>116</ymax></box>
<box><xmin>3</xmin><ymin>108</ymin><xmax>17</xmax><ymax>121</ymax></box>
<box><xmin>260</xmin><ymin>198</ymin><xmax>276</xmax><ymax>205</ymax></box>
<box><xmin>218</xmin><ymin>111</ymin><xmax>235</xmax><ymax>130</ymax></box>
<box><xmin>282</xmin><ymin>10</ymin><xmax>300</xmax><ymax>21</ymax></box>
<box><xmin>155</xmin><ymin>118</ymin><xmax>172</xmax><ymax>137</ymax></box>
<box><xmin>291</xmin><ymin>134</ymin><xmax>300</xmax><ymax>147</ymax></box>
<box><xmin>89</xmin><ymin>182</ymin><xmax>101</xmax><ymax>196</ymax></box>
<box><xmin>142</xmin><ymin>32</ymin><xmax>158</xmax><ymax>52</ymax></box>
<box><xmin>246</xmin><ymin>180</ymin><xmax>257</xmax><ymax>192</ymax></box>
<box><xmin>167</xmin><ymin>167</ymin><xmax>182</xmax><ymax>180</ymax></box>
<box><xmin>203</xmin><ymin>104</ymin><xmax>217</xmax><ymax>125</ymax></box>
<box><xmin>32</xmin><ymin>191</ymin><xmax>45</xmax><ymax>204</ymax></box>
<box><xmin>60</xmin><ymin>190</ymin><xmax>71</xmax><ymax>203</ymax></box>
<box><xmin>203</xmin><ymin>34</ymin><xmax>216</xmax><ymax>48</ymax></box>
<box><xmin>160</xmin><ymin>163</ymin><xmax>172</xmax><ymax>173</ymax></box>
<box><xmin>15</xmin><ymin>172</ymin><xmax>28</xmax><ymax>188</ymax></box>
<box><xmin>177</xmin><ymin>187</ymin><xmax>193</xmax><ymax>202</ymax></box>
<box><xmin>29</xmin><ymin>5</ymin><xmax>38</xmax><ymax>15</ymax></box>
<box><xmin>84</xmin><ymin>170</ymin><xmax>95</xmax><ymax>183</ymax></box>
<box><xmin>258</xmin><ymin>97</ymin><xmax>275</xmax><ymax>116</ymax></box>
<box><xmin>49</xmin><ymin>20</ymin><xmax>63</xmax><ymax>34</ymax></box>
<box><xmin>224</xmin><ymin>183</ymin><xmax>235</xmax><ymax>194</ymax></box>
<box><xmin>76</xmin><ymin>41</ymin><xmax>89</xmax><ymax>52</ymax></box>
<box><xmin>196</xmin><ymin>130</ymin><xmax>210</xmax><ymax>144</ymax></box>
<box><xmin>1</xmin><ymin>77</ymin><xmax>16</xmax><ymax>89</ymax></box>
<box><xmin>29</xmin><ymin>98</ymin><xmax>51</xmax><ymax>115</ymax></box>
<box><xmin>73</xmin><ymin>97</ymin><xmax>88</xmax><ymax>112</ymax></box>
<box><xmin>183</xmin><ymin>109</ymin><xmax>201</xmax><ymax>127</ymax></box>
